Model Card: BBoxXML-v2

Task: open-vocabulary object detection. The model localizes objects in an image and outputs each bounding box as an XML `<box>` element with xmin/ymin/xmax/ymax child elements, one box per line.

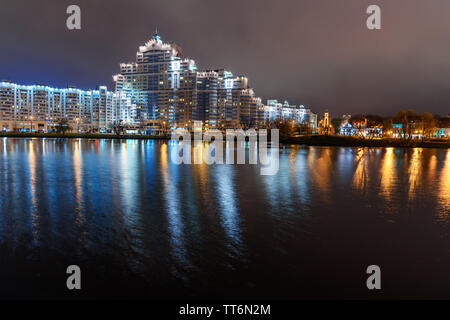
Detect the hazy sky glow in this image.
<box><xmin>1</xmin><ymin>0</ymin><xmax>450</xmax><ymax>116</ymax></box>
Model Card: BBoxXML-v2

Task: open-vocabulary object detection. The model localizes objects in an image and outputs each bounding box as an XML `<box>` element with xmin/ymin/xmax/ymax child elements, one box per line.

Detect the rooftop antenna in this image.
<box><xmin>152</xmin><ymin>27</ymin><xmax>161</xmax><ymax>41</ymax></box>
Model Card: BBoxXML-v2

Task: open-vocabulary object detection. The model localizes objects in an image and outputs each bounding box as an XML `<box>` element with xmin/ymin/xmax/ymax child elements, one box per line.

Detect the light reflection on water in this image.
<box><xmin>380</xmin><ymin>148</ymin><xmax>396</xmax><ymax>204</ymax></box>
<box><xmin>27</xmin><ymin>140</ymin><xmax>39</xmax><ymax>245</ymax></box>
<box><xmin>408</xmin><ymin>148</ymin><xmax>422</xmax><ymax>199</ymax></box>
<box><xmin>352</xmin><ymin>148</ymin><xmax>371</xmax><ymax>193</ymax></box>
<box><xmin>161</xmin><ymin>142</ymin><xmax>192</xmax><ymax>275</ymax></box>
<box><xmin>0</xmin><ymin>138</ymin><xmax>449</xmax><ymax>298</ymax></box>
<box><xmin>213</xmin><ymin>165</ymin><xmax>242</xmax><ymax>256</ymax></box>
<box><xmin>439</xmin><ymin>150</ymin><xmax>450</xmax><ymax>217</ymax></box>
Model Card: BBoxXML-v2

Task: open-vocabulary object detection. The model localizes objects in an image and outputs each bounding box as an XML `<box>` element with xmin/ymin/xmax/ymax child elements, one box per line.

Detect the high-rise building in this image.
<box><xmin>196</xmin><ymin>71</ymin><xmax>219</xmax><ymax>129</ymax></box>
<box><xmin>113</xmin><ymin>30</ymin><xmax>198</xmax><ymax>132</ymax></box>
<box><xmin>113</xmin><ymin>31</ymin><xmax>265</xmax><ymax>132</ymax></box>
<box><xmin>196</xmin><ymin>69</ymin><xmax>264</xmax><ymax>130</ymax></box>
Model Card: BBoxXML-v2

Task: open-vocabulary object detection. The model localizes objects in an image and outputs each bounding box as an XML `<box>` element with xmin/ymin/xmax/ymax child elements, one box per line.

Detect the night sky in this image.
<box><xmin>1</xmin><ymin>0</ymin><xmax>450</xmax><ymax>116</ymax></box>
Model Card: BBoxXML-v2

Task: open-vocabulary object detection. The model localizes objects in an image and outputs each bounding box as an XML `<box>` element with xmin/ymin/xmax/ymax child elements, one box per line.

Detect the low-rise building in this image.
<box><xmin>436</xmin><ymin>116</ymin><xmax>450</xmax><ymax>138</ymax></box>
<box><xmin>263</xmin><ymin>100</ymin><xmax>317</xmax><ymax>128</ymax></box>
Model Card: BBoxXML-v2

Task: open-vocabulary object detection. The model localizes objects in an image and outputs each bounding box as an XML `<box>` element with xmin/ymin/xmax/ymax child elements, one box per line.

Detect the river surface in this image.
<box><xmin>0</xmin><ymin>138</ymin><xmax>448</xmax><ymax>299</ymax></box>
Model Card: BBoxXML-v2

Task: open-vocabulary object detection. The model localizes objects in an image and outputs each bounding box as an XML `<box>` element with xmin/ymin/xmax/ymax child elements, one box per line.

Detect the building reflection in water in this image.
<box><xmin>408</xmin><ymin>148</ymin><xmax>422</xmax><ymax>200</ymax></box>
<box><xmin>336</xmin><ymin>147</ymin><xmax>355</xmax><ymax>182</ymax></box>
<box><xmin>161</xmin><ymin>142</ymin><xmax>191</xmax><ymax>273</ymax></box>
<box><xmin>213</xmin><ymin>163</ymin><xmax>243</xmax><ymax>256</ymax></box>
<box><xmin>261</xmin><ymin>148</ymin><xmax>290</xmax><ymax>218</ymax></box>
<box><xmin>427</xmin><ymin>150</ymin><xmax>437</xmax><ymax>181</ymax></box>
<box><xmin>308</xmin><ymin>147</ymin><xmax>333</xmax><ymax>202</ymax></box>
<box><xmin>73</xmin><ymin>140</ymin><xmax>84</xmax><ymax>228</ymax></box>
<box><xmin>27</xmin><ymin>139</ymin><xmax>40</xmax><ymax>245</ymax></box>
<box><xmin>352</xmin><ymin>148</ymin><xmax>370</xmax><ymax>193</ymax></box>
<box><xmin>260</xmin><ymin>146</ymin><xmax>312</xmax><ymax>234</ymax></box>
<box><xmin>293</xmin><ymin>147</ymin><xmax>310</xmax><ymax>207</ymax></box>
<box><xmin>118</xmin><ymin>140</ymin><xmax>147</xmax><ymax>272</ymax></box>
<box><xmin>1</xmin><ymin>138</ymin><xmax>450</xmax><ymax>298</ymax></box>
<box><xmin>119</xmin><ymin>141</ymin><xmax>133</xmax><ymax>216</ymax></box>
<box><xmin>379</xmin><ymin>148</ymin><xmax>396</xmax><ymax>203</ymax></box>
<box><xmin>438</xmin><ymin>150</ymin><xmax>450</xmax><ymax>218</ymax></box>
<box><xmin>0</xmin><ymin>139</ymin><xmax>5</xmax><ymax>243</ymax></box>
<box><xmin>272</xmin><ymin>147</ymin><xmax>295</xmax><ymax>210</ymax></box>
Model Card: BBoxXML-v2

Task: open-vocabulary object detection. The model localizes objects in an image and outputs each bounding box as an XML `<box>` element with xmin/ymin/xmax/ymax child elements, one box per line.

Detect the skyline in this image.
<box><xmin>2</xmin><ymin>0</ymin><xmax>450</xmax><ymax>116</ymax></box>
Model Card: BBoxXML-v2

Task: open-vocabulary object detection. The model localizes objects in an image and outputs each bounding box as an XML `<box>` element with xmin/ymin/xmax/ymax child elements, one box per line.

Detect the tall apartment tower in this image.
<box><xmin>196</xmin><ymin>71</ymin><xmax>219</xmax><ymax>129</ymax></box>
<box><xmin>215</xmin><ymin>70</ymin><xmax>262</xmax><ymax>129</ymax></box>
<box><xmin>113</xmin><ymin>30</ymin><xmax>198</xmax><ymax>131</ymax></box>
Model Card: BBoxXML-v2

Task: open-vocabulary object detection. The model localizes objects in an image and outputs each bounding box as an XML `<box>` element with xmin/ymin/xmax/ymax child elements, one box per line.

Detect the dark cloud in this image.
<box><xmin>1</xmin><ymin>0</ymin><xmax>449</xmax><ymax>116</ymax></box>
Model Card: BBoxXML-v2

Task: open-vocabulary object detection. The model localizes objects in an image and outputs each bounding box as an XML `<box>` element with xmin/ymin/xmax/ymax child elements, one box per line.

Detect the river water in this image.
<box><xmin>0</xmin><ymin>138</ymin><xmax>448</xmax><ymax>299</ymax></box>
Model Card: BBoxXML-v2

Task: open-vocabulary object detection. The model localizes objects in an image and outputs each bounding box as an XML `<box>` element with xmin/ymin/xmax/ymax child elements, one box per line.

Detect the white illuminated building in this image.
<box><xmin>113</xmin><ymin>30</ymin><xmax>265</xmax><ymax>132</ymax></box>
<box><xmin>113</xmin><ymin>30</ymin><xmax>198</xmax><ymax>132</ymax></box>
<box><xmin>0</xmin><ymin>30</ymin><xmax>289</xmax><ymax>133</ymax></box>
<box><xmin>264</xmin><ymin>99</ymin><xmax>317</xmax><ymax>128</ymax></box>
<box><xmin>0</xmin><ymin>81</ymin><xmax>114</xmax><ymax>132</ymax></box>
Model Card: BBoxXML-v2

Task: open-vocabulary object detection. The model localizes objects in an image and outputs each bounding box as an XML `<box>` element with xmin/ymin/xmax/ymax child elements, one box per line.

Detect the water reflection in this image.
<box><xmin>213</xmin><ymin>165</ymin><xmax>242</xmax><ymax>256</ymax></box>
<box><xmin>27</xmin><ymin>139</ymin><xmax>39</xmax><ymax>244</ymax></box>
<box><xmin>309</xmin><ymin>147</ymin><xmax>333</xmax><ymax>199</ymax></box>
<box><xmin>161</xmin><ymin>143</ymin><xmax>190</xmax><ymax>273</ymax></box>
<box><xmin>408</xmin><ymin>148</ymin><xmax>422</xmax><ymax>199</ymax></box>
<box><xmin>428</xmin><ymin>151</ymin><xmax>438</xmax><ymax>180</ymax></box>
<box><xmin>380</xmin><ymin>148</ymin><xmax>396</xmax><ymax>202</ymax></box>
<box><xmin>352</xmin><ymin>148</ymin><xmax>370</xmax><ymax>193</ymax></box>
<box><xmin>73</xmin><ymin>140</ymin><xmax>83</xmax><ymax>221</ymax></box>
<box><xmin>438</xmin><ymin>150</ymin><xmax>450</xmax><ymax>217</ymax></box>
<box><xmin>119</xmin><ymin>141</ymin><xmax>134</xmax><ymax>216</ymax></box>
<box><xmin>0</xmin><ymin>139</ymin><xmax>448</xmax><ymax>298</ymax></box>
<box><xmin>293</xmin><ymin>148</ymin><xmax>310</xmax><ymax>206</ymax></box>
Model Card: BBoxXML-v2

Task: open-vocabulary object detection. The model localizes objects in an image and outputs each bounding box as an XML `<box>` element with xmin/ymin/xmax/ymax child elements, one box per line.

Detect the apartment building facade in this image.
<box><xmin>0</xmin><ymin>81</ymin><xmax>114</xmax><ymax>132</ymax></box>
<box><xmin>264</xmin><ymin>99</ymin><xmax>317</xmax><ymax>128</ymax></box>
<box><xmin>113</xmin><ymin>31</ymin><xmax>265</xmax><ymax>132</ymax></box>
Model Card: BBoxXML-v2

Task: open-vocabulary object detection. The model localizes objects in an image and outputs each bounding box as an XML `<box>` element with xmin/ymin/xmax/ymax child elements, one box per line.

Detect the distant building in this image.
<box><xmin>338</xmin><ymin>115</ymin><xmax>383</xmax><ymax>137</ymax></box>
<box><xmin>436</xmin><ymin>117</ymin><xmax>450</xmax><ymax>138</ymax></box>
<box><xmin>339</xmin><ymin>115</ymin><xmax>353</xmax><ymax>136</ymax></box>
<box><xmin>263</xmin><ymin>99</ymin><xmax>317</xmax><ymax>129</ymax></box>
<box><xmin>392</xmin><ymin>123</ymin><xmax>403</xmax><ymax>138</ymax></box>
<box><xmin>318</xmin><ymin>111</ymin><xmax>334</xmax><ymax>135</ymax></box>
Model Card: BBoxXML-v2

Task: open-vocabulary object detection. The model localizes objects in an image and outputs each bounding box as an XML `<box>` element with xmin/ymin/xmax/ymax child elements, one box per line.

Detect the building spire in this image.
<box><xmin>152</xmin><ymin>28</ymin><xmax>161</xmax><ymax>41</ymax></box>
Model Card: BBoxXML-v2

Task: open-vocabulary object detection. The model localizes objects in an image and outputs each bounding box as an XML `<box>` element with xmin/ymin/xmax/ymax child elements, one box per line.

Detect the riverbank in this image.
<box><xmin>1</xmin><ymin>132</ymin><xmax>449</xmax><ymax>148</ymax></box>
<box><xmin>0</xmin><ymin>132</ymin><xmax>170</xmax><ymax>140</ymax></box>
<box><xmin>281</xmin><ymin>135</ymin><xmax>450</xmax><ymax>148</ymax></box>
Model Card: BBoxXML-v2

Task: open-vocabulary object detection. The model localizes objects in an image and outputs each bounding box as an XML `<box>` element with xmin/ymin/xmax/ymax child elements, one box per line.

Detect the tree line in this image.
<box><xmin>332</xmin><ymin>110</ymin><xmax>449</xmax><ymax>139</ymax></box>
